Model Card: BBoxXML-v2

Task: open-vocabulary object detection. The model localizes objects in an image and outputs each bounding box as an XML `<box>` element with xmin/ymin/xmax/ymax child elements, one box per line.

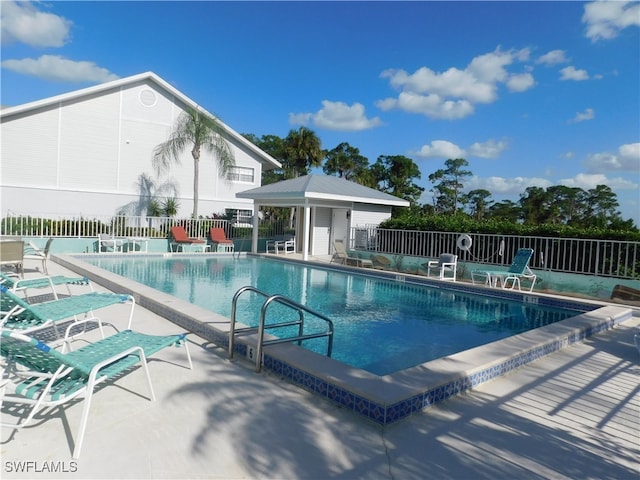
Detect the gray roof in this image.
<box><xmin>236</xmin><ymin>174</ymin><xmax>410</xmax><ymax>207</ymax></box>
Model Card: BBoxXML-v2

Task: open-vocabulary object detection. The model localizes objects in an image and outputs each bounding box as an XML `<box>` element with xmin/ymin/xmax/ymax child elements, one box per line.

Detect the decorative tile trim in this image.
<box><xmin>256</xmin><ymin>313</ymin><xmax>624</xmax><ymax>425</ymax></box>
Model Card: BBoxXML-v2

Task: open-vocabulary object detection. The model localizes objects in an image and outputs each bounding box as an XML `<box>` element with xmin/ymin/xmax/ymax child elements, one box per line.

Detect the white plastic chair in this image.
<box><xmin>98</xmin><ymin>234</ymin><xmax>124</xmax><ymax>253</ymax></box>
<box><xmin>427</xmin><ymin>253</ymin><xmax>458</xmax><ymax>281</ymax></box>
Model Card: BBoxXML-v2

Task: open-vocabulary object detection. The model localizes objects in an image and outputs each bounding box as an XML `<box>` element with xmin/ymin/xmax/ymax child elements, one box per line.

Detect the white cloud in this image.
<box><xmin>583</xmin><ymin>0</ymin><xmax>640</xmax><ymax>42</ymax></box>
<box><xmin>289</xmin><ymin>100</ymin><xmax>382</xmax><ymax>131</ymax></box>
<box><xmin>412</xmin><ymin>140</ymin><xmax>465</xmax><ymax>159</ymax></box>
<box><xmin>466</xmin><ymin>176</ymin><xmax>553</xmax><ymax>195</ymax></box>
<box><xmin>288</xmin><ymin>112</ymin><xmax>312</xmax><ymax>126</ymax></box>
<box><xmin>569</xmin><ymin>108</ymin><xmax>595</xmax><ymax>123</ymax></box>
<box><xmin>584</xmin><ymin>142</ymin><xmax>640</xmax><ymax>172</ymax></box>
<box><xmin>377</xmin><ymin>91</ymin><xmax>475</xmax><ymax>120</ymax></box>
<box><xmin>560</xmin><ymin>66</ymin><xmax>589</xmax><ymax>81</ymax></box>
<box><xmin>1</xmin><ymin>55</ymin><xmax>119</xmax><ymax>83</ymax></box>
<box><xmin>0</xmin><ymin>0</ymin><xmax>72</xmax><ymax>47</ymax></box>
<box><xmin>467</xmin><ymin>139</ymin><xmax>508</xmax><ymax>159</ymax></box>
<box><xmin>377</xmin><ymin>47</ymin><xmax>534</xmax><ymax>120</ymax></box>
<box><xmin>559</xmin><ymin>172</ymin><xmax>637</xmax><ymax>190</ymax></box>
<box><xmin>536</xmin><ymin>50</ymin><xmax>569</xmax><ymax>65</ymax></box>
<box><xmin>412</xmin><ymin>138</ymin><xmax>507</xmax><ymax>159</ymax></box>
<box><xmin>506</xmin><ymin>73</ymin><xmax>535</xmax><ymax>92</ymax></box>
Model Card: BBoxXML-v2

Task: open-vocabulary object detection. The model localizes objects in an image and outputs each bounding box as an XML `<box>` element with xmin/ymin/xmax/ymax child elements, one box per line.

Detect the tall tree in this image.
<box><xmin>519</xmin><ymin>186</ymin><xmax>551</xmax><ymax>224</ymax></box>
<box><xmin>371</xmin><ymin>155</ymin><xmax>424</xmax><ymax>206</ymax></box>
<box><xmin>282</xmin><ymin>127</ymin><xmax>323</xmax><ymax>178</ymax></box>
<box><xmin>323</xmin><ymin>142</ymin><xmax>370</xmax><ymax>182</ymax></box>
<box><xmin>279</xmin><ymin>127</ymin><xmax>323</xmax><ymax>227</ymax></box>
<box><xmin>465</xmin><ymin>189</ymin><xmax>493</xmax><ymax>220</ymax></box>
<box><xmin>545</xmin><ymin>185</ymin><xmax>585</xmax><ymax>225</ymax></box>
<box><xmin>153</xmin><ymin>107</ymin><xmax>234</xmax><ymax>218</ymax></box>
<box><xmin>487</xmin><ymin>199</ymin><xmax>521</xmax><ymax>222</ymax></box>
<box><xmin>428</xmin><ymin>158</ymin><xmax>472</xmax><ymax>214</ymax></box>
<box><xmin>244</xmin><ymin>133</ymin><xmax>287</xmax><ymax>186</ymax></box>
<box><xmin>585</xmin><ymin>184</ymin><xmax>621</xmax><ymax>227</ymax></box>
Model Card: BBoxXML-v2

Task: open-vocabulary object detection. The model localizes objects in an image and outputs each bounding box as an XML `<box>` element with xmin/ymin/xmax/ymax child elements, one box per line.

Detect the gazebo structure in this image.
<box><xmin>237</xmin><ymin>175</ymin><xmax>410</xmax><ymax>260</ymax></box>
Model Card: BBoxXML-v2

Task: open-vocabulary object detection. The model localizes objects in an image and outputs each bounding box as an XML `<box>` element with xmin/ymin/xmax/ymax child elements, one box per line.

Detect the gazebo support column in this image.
<box><xmin>251</xmin><ymin>204</ymin><xmax>260</xmax><ymax>253</ymax></box>
<box><xmin>302</xmin><ymin>205</ymin><xmax>311</xmax><ymax>261</ymax></box>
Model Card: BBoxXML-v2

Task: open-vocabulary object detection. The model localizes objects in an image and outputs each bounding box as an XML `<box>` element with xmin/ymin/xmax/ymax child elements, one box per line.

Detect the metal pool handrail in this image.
<box><xmin>229</xmin><ymin>286</ymin><xmax>334</xmax><ymax>372</ymax></box>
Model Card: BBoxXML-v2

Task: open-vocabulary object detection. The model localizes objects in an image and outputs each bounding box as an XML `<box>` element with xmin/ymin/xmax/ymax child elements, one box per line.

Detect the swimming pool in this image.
<box><xmin>82</xmin><ymin>255</ymin><xmax>588</xmax><ymax>375</ymax></box>
<box><xmin>57</xmin><ymin>253</ymin><xmax>632</xmax><ymax>425</ymax></box>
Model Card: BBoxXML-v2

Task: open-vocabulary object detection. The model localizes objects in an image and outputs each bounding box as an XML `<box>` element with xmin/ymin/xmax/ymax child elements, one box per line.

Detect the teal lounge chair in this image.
<box><xmin>471</xmin><ymin>248</ymin><xmax>537</xmax><ymax>292</ymax></box>
<box><xmin>0</xmin><ymin>329</ymin><xmax>191</xmax><ymax>459</ymax></box>
<box><xmin>0</xmin><ymin>285</ymin><xmax>134</xmax><ymax>339</ymax></box>
<box><xmin>0</xmin><ymin>272</ymin><xmax>92</xmax><ymax>301</ymax></box>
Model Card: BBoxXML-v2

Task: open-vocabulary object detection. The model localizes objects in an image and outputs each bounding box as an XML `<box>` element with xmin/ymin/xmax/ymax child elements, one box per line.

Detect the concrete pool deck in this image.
<box><xmin>1</xmin><ymin>259</ymin><xmax>639</xmax><ymax>479</ymax></box>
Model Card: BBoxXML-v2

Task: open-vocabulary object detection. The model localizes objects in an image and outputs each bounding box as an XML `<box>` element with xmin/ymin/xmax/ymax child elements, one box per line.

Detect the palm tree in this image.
<box><xmin>282</xmin><ymin>127</ymin><xmax>323</xmax><ymax>228</ymax></box>
<box><xmin>153</xmin><ymin>107</ymin><xmax>234</xmax><ymax>218</ymax></box>
<box><xmin>282</xmin><ymin>127</ymin><xmax>323</xmax><ymax>178</ymax></box>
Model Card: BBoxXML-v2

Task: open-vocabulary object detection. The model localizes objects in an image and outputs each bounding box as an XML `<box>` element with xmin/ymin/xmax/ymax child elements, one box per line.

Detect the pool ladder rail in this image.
<box><xmin>229</xmin><ymin>286</ymin><xmax>335</xmax><ymax>373</ymax></box>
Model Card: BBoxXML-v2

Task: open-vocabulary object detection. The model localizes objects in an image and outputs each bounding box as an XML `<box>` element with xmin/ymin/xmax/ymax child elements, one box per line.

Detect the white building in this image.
<box><xmin>0</xmin><ymin>72</ymin><xmax>280</xmax><ymax>219</ymax></box>
<box><xmin>238</xmin><ymin>174</ymin><xmax>410</xmax><ymax>258</ymax></box>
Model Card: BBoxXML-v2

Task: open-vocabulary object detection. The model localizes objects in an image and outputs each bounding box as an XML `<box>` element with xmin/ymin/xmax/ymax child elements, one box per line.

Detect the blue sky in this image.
<box><xmin>2</xmin><ymin>1</ymin><xmax>639</xmax><ymax>224</ymax></box>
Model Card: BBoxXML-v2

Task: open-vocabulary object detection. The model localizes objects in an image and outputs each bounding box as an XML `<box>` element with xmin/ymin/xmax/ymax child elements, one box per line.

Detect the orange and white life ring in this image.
<box><xmin>457</xmin><ymin>234</ymin><xmax>472</xmax><ymax>251</ymax></box>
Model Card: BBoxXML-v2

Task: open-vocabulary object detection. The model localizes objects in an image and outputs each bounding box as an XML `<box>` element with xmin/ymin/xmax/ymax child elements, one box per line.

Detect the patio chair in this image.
<box><xmin>169</xmin><ymin>226</ymin><xmax>208</xmax><ymax>252</ymax></box>
<box><xmin>266</xmin><ymin>234</ymin><xmax>295</xmax><ymax>254</ymax></box>
<box><xmin>209</xmin><ymin>228</ymin><xmax>234</xmax><ymax>252</ymax></box>
<box><xmin>23</xmin><ymin>238</ymin><xmax>53</xmax><ymax>274</ymax></box>
<box><xmin>0</xmin><ymin>239</ymin><xmax>24</xmax><ymax>277</ymax></box>
<box><xmin>426</xmin><ymin>253</ymin><xmax>458</xmax><ymax>281</ymax></box>
<box><xmin>0</xmin><ymin>285</ymin><xmax>135</xmax><ymax>340</ymax></box>
<box><xmin>98</xmin><ymin>234</ymin><xmax>124</xmax><ymax>253</ymax></box>
<box><xmin>331</xmin><ymin>240</ymin><xmax>373</xmax><ymax>268</ymax></box>
<box><xmin>471</xmin><ymin>248</ymin><xmax>537</xmax><ymax>292</ymax></box>
<box><xmin>0</xmin><ymin>328</ymin><xmax>192</xmax><ymax>459</ymax></box>
<box><xmin>0</xmin><ymin>272</ymin><xmax>92</xmax><ymax>301</ymax></box>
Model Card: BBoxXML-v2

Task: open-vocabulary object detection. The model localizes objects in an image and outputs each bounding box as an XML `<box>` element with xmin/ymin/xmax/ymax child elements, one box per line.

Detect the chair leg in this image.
<box><xmin>72</xmin><ymin>388</ymin><xmax>94</xmax><ymax>459</ymax></box>
<box><xmin>183</xmin><ymin>341</ymin><xmax>193</xmax><ymax>370</ymax></box>
<box><xmin>73</xmin><ymin>353</ymin><xmax>156</xmax><ymax>459</ymax></box>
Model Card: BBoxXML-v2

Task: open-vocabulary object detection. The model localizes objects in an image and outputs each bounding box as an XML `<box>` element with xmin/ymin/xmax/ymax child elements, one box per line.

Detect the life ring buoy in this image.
<box><xmin>457</xmin><ymin>234</ymin><xmax>472</xmax><ymax>251</ymax></box>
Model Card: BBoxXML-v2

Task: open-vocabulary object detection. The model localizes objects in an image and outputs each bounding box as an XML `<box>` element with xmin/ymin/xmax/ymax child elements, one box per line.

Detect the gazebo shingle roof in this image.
<box><xmin>237</xmin><ymin>174</ymin><xmax>410</xmax><ymax>207</ymax></box>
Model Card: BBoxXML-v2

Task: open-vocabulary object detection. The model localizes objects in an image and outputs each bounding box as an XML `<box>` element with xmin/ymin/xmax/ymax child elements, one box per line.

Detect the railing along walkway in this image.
<box><xmin>350</xmin><ymin>226</ymin><xmax>639</xmax><ymax>280</ymax></box>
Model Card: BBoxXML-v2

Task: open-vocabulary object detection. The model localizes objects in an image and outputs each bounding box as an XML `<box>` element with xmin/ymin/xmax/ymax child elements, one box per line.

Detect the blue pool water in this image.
<box><xmin>88</xmin><ymin>256</ymin><xmax>589</xmax><ymax>375</ymax></box>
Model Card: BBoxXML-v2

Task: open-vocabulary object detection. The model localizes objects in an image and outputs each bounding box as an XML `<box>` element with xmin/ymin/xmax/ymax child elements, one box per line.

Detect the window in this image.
<box><xmin>228</xmin><ymin>166</ymin><xmax>254</xmax><ymax>183</ymax></box>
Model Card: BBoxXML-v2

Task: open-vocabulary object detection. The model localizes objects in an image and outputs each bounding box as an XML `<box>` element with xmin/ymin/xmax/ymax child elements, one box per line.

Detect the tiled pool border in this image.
<box><xmin>55</xmin><ymin>253</ymin><xmax>633</xmax><ymax>426</ymax></box>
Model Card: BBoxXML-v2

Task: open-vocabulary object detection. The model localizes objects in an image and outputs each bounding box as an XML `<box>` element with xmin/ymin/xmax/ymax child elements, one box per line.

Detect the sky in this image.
<box><xmin>1</xmin><ymin>0</ymin><xmax>639</xmax><ymax>224</ymax></box>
